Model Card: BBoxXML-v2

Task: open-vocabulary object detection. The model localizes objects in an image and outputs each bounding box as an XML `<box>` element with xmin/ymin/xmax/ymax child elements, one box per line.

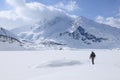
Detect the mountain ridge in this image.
<box><xmin>11</xmin><ymin>15</ymin><xmax>120</xmax><ymax>49</ymax></box>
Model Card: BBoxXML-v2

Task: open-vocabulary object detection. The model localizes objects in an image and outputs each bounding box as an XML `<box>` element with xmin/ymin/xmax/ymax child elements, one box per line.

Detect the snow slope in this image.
<box><xmin>17</xmin><ymin>15</ymin><xmax>73</xmax><ymax>40</ymax></box>
<box><xmin>0</xmin><ymin>42</ymin><xmax>24</xmax><ymax>50</ymax></box>
<box><xmin>0</xmin><ymin>27</ymin><xmax>25</xmax><ymax>50</ymax></box>
<box><xmin>0</xmin><ymin>50</ymin><xmax>120</xmax><ymax>80</ymax></box>
<box><xmin>11</xmin><ymin>25</ymin><xmax>33</xmax><ymax>34</ymax></box>
<box><xmin>0</xmin><ymin>27</ymin><xmax>17</xmax><ymax>38</ymax></box>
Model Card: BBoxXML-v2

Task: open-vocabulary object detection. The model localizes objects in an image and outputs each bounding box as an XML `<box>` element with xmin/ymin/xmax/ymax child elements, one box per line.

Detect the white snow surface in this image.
<box><xmin>0</xmin><ymin>50</ymin><xmax>120</xmax><ymax>80</ymax></box>
<box><xmin>0</xmin><ymin>42</ymin><xmax>24</xmax><ymax>51</ymax></box>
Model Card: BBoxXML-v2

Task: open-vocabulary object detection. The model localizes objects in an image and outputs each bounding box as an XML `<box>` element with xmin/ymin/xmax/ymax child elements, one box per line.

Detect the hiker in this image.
<box><xmin>89</xmin><ymin>51</ymin><xmax>96</xmax><ymax>65</ymax></box>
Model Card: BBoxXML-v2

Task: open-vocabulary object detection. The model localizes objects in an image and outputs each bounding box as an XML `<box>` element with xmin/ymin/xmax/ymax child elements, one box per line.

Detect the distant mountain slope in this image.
<box><xmin>0</xmin><ymin>27</ymin><xmax>24</xmax><ymax>50</ymax></box>
<box><xmin>12</xmin><ymin>15</ymin><xmax>120</xmax><ymax>49</ymax></box>
<box><xmin>59</xmin><ymin>26</ymin><xmax>107</xmax><ymax>44</ymax></box>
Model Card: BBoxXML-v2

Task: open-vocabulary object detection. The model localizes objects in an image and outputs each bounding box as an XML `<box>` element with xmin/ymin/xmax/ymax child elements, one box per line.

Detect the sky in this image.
<box><xmin>0</xmin><ymin>0</ymin><xmax>120</xmax><ymax>29</ymax></box>
<box><xmin>26</xmin><ymin>0</ymin><xmax>120</xmax><ymax>18</ymax></box>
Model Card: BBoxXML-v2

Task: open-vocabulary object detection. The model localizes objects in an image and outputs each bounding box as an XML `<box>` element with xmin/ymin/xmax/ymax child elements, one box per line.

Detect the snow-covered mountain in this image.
<box><xmin>0</xmin><ymin>27</ymin><xmax>24</xmax><ymax>50</ymax></box>
<box><xmin>12</xmin><ymin>14</ymin><xmax>120</xmax><ymax>49</ymax></box>
<box><xmin>11</xmin><ymin>25</ymin><xmax>33</xmax><ymax>35</ymax></box>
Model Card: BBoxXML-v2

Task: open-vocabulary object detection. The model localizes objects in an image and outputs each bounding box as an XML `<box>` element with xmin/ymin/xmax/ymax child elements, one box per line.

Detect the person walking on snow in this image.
<box><xmin>90</xmin><ymin>51</ymin><xmax>96</xmax><ymax>65</ymax></box>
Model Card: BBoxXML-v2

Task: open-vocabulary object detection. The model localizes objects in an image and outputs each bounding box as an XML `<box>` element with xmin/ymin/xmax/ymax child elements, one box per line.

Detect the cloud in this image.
<box><xmin>95</xmin><ymin>7</ymin><xmax>120</xmax><ymax>28</ymax></box>
<box><xmin>16</xmin><ymin>2</ymin><xmax>67</xmax><ymax>22</ymax></box>
<box><xmin>0</xmin><ymin>0</ymin><xmax>71</xmax><ymax>30</ymax></box>
<box><xmin>95</xmin><ymin>16</ymin><xmax>120</xmax><ymax>28</ymax></box>
<box><xmin>0</xmin><ymin>9</ymin><xmax>32</xmax><ymax>29</ymax></box>
<box><xmin>55</xmin><ymin>1</ymin><xmax>79</xmax><ymax>12</ymax></box>
<box><xmin>0</xmin><ymin>10</ymin><xmax>18</xmax><ymax>20</ymax></box>
<box><xmin>95</xmin><ymin>16</ymin><xmax>104</xmax><ymax>23</ymax></box>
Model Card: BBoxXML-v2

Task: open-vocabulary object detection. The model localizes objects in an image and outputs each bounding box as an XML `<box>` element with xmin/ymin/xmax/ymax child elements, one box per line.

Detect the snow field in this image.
<box><xmin>0</xmin><ymin>50</ymin><xmax>120</xmax><ymax>80</ymax></box>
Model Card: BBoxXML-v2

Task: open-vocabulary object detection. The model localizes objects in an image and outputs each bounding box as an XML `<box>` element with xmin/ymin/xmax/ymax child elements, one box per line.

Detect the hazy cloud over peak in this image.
<box><xmin>0</xmin><ymin>0</ymin><xmax>71</xmax><ymax>29</ymax></box>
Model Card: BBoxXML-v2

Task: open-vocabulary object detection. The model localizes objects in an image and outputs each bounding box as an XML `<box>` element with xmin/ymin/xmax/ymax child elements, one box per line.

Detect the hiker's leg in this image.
<box><xmin>92</xmin><ymin>58</ymin><xmax>94</xmax><ymax>64</ymax></box>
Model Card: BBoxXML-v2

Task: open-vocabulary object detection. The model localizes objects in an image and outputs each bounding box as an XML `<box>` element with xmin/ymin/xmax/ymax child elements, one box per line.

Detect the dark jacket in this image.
<box><xmin>90</xmin><ymin>51</ymin><xmax>96</xmax><ymax>59</ymax></box>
